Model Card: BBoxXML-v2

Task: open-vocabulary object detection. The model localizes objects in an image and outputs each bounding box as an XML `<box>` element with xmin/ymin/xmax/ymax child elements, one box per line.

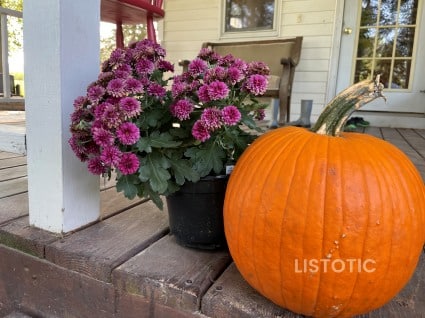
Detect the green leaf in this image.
<box><xmin>137</xmin><ymin>138</ymin><xmax>152</xmax><ymax>153</ymax></box>
<box><xmin>139</xmin><ymin>152</ymin><xmax>171</xmax><ymax>193</ymax></box>
<box><xmin>144</xmin><ymin>186</ymin><xmax>164</xmax><ymax>210</ymax></box>
<box><xmin>145</xmin><ymin>108</ymin><xmax>165</xmax><ymax>127</ymax></box>
<box><xmin>150</xmin><ymin>132</ymin><xmax>182</xmax><ymax>148</ymax></box>
<box><xmin>170</xmin><ymin>158</ymin><xmax>200</xmax><ymax>185</ymax></box>
<box><xmin>185</xmin><ymin>141</ymin><xmax>226</xmax><ymax>176</ymax></box>
<box><xmin>115</xmin><ymin>175</ymin><xmax>140</xmax><ymax>200</ymax></box>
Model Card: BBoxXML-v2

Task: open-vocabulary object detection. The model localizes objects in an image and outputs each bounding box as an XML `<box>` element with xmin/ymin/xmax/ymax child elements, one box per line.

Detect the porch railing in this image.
<box><xmin>0</xmin><ymin>6</ymin><xmax>23</xmax><ymax>109</ymax></box>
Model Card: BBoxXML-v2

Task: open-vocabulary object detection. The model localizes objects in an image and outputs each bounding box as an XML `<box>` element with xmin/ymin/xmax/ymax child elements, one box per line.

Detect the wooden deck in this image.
<box><xmin>0</xmin><ymin>127</ymin><xmax>424</xmax><ymax>318</ymax></box>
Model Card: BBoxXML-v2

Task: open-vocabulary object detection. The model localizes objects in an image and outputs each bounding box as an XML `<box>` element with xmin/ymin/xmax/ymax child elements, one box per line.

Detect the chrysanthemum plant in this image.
<box><xmin>69</xmin><ymin>40</ymin><xmax>268</xmax><ymax>209</ymax></box>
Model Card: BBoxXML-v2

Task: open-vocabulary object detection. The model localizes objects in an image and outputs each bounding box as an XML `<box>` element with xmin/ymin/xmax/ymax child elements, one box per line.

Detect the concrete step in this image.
<box><xmin>0</xmin><ymin>124</ymin><xmax>26</xmax><ymax>155</ymax></box>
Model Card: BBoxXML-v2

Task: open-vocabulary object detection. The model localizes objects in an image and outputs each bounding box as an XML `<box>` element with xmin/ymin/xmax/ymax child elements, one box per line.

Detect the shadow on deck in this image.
<box><xmin>0</xmin><ymin>127</ymin><xmax>424</xmax><ymax>318</ymax></box>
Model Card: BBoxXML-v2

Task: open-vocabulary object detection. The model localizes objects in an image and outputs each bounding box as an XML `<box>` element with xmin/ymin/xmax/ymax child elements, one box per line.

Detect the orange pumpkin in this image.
<box><xmin>224</xmin><ymin>79</ymin><xmax>425</xmax><ymax>317</ymax></box>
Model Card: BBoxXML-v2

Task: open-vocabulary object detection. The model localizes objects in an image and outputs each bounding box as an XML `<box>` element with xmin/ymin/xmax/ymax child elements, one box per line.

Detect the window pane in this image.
<box><xmin>354</xmin><ymin>59</ymin><xmax>372</xmax><ymax>82</ymax></box>
<box><xmin>225</xmin><ymin>0</ymin><xmax>275</xmax><ymax>32</ymax></box>
<box><xmin>399</xmin><ymin>0</ymin><xmax>418</xmax><ymax>25</ymax></box>
<box><xmin>376</xmin><ymin>27</ymin><xmax>395</xmax><ymax>57</ymax></box>
<box><xmin>357</xmin><ymin>28</ymin><xmax>376</xmax><ymax>57</ymax></box>
<box><xmin>396</xmin><ymin>27</ymin><xmax>415</xmax><ymax>56</ymax></box>
<box><xmin>374</xmin><ymin>59</ymin><xmax>392</xmax><ymax>88</ymax></box>
<box><xmin>393</xmin><ymin>60</ymin><xmax>411</xmax><ymax>88</ymax></box>
<box><xmin>360</xmin><ymin>0</ymin><xmax>379</xmax><ymax>26</ymax></box>
<box><xmin>380</xmin><ymin>0</ymin><xmax>398</xmax><ymax>25</ymax></box>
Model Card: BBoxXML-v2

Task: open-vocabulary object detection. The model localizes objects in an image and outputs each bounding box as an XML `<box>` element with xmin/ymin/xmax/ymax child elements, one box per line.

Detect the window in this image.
<box><xmin>223</xmin><ymin>0</ymin><xmax>278</xmax><ymax>37</ymax></box>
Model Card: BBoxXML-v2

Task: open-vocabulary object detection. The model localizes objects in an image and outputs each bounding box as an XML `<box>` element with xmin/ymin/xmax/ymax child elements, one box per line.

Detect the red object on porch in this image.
<box><xmin>100</xmin><ymin>0</ymin><xmax>165</xmax><ymax>47</ymax></box>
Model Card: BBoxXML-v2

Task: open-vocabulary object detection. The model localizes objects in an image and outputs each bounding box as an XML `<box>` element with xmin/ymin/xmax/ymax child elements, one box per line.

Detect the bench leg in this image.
<box><xmin>289</xmin><ymin>99</ymin><xmax>312</xmax><ymax>128</ymax></box>
<box><xmin>269</xmin><ymin>98</ymin><xmax>280</xmax><ymax>128</ymax></box>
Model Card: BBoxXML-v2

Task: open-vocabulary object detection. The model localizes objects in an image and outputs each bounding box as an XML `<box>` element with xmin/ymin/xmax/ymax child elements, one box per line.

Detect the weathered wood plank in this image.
<box><xmin>0</xmin><ymin>156</ymin><xmax>26</xmax><ymax>169</ymax></box>
<box><xmin>0</xmin><ymin>165</ymin><xmax>27</xmax><ymax>181</ymax></box>
<box><xmin>398</xmin><ymin>128</ymin><xmax>425</xmax><ymax>160</ymax></box>
<box><xmin>380</xmin><ymin>128</ymin><xmax>424</xmax><ymax>168</ymax></box>
<box><xmin>364</xmin><ymin>126</ymin><xmax>383</xmax><ymax>139</ymax></box>
<box><xmin>100</xmin><ymin>186</ymin><xmax>145</xmax><ymax>219</ymax></box>
<box><xmin>201</xmin><ymin>263</ymin><xmax>298</xmax><ymax>317</ymax></box>
<box><xmin>0</xmin><ymin>245</ymin><xmax>115</xmax><ymax>318</ymax></box>
<box><xmin>414</xmin><ymin>129</ymin><xmax>425</xmax><ymax>139</ymax></box>
<box><xmin>3</xmin><ymin>312</ymin><xmax>34</xmax><ymax>318</ymax></box>
<box><xmin>113</xmin><ymin>234</ymin><xmax>231</xmax><ymax>313</ymax></box>
<box><xmin>45</xmin><ymin>200</ymin><xmax>169</xmax><ymax>282</ymax></box>
<box><xmin>0</xmin><ymin>193</ymin><xmax>28</xmax><ymax>225</ymax></box>
<box><xmin>0</xmin><ymin>216</ymin><xmax>59</xmax><ymax>257</ymax></box>
<box><xmin>0</xmin><ymin>177</ymin><xmax>28</xmax><ymax>199</ymax></box>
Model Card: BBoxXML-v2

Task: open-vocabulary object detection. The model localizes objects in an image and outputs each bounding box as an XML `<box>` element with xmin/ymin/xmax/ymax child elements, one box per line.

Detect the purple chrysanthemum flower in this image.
<box><xmin>148</xmin><ymin>82</ymin><xmax>166</xmax><ymax>98</ymax></box>
<box><xmin>197</xmin><ymin>85</ymin><xmax>210</xmax><ymax>103</ymax></box>
<box><xmin>116</xmin><ymin>122</ymin><xmax>140</xmax><ymax>145</ymax></box>
<box><xmin>119</xmin><ymin>97</ymin><xmax>141</xmax><ymax>118</ymax></box>
<box><xmin>192</xmin><ymin>120</ymin><xmax>211</xmax><ymax>142</ymax></box>
<box><xmin>255</xmin><ymin>109</ymin><xmax>266</xmax><ymax>120</ymax></box>
<box><xmin>106</xmin><ymin>78</ymin><xmax>127</xmax><ymax>97</ymax></box>
<box><xmin>108</xmin><ymin>48</ymin><xmax>126</xmax><ymax>66</ymax></box>
<box><xmin>136</xmin><ymin>59</ymin><xmax>155</xmax><ymax>74</ymax></box>
<box><xmin>245</xmin><ymin>74</ymin><xmax>268</xmax><ymax>95</ymax></box>
<box><xmin>118</xmin><ymin>152</ymin><xmax>140</xmax><ymax>175</ymax></box>
<box><xmin>87</xmin><ymin>156</ymin><xmax>106</xmax><ymax>175</ymax></box>
<box><xmin>114</xmin><ymin>69</ymin><xmax>131</xmax><ymax>79</ymax></box>
<box><xmin>170</xmin><ymin>99</ymin><xmax>194</xmax><ymax>120</ymax></box>
<box><xmin>201</xmin><ymin>107</ymin><xmax>222</xmax><ymax>131</ymax></box>
<box><xmin>98</xmin><ymin>71</ymin><xmax>114</xmax><ymax>84</ymax></box>
<box><xmin>87</xmin><ymin>85</ymin><xmax>105</xmax><ymax>104</ymax></box>
<box><xmin>94</xmin><ymin>102</ymin><xmax>111</xmax><ymax>119</ymax></box>
<box><xmin>100</xmin><ymin>146</ymin><xmax>122</xmax><ymax>166</ymax></box>
<box><xmin>231</xmin><ymin>58</ymin><xmax>248</xmax><ymax>72</ymax></box>
<box><xmin>221</xmin><ymin>105</ymin><xmax>241</xmax><ymax>126</ymax></box>
<box><xmin>227</xmin><ymin>67</ymin><xmax>244</xmax><ymax>84</ymax></box>
<box><xmin>92</xmin><ymin>127</ymin><xmax>115</xmax><ymax>147</ymax></box>
<box><xmin>125</xmin><ymin>78</ymin><xmax>144</xmax><ymax>94</ymax></box>
<box><xmin>188</xmin><ymin>58</ymin><xmax>208</xmax><ymax>76</ymax></box>
<box><xmin>73</xmin><ymin>96</ymin><xmax>87</xmax><ymax>110</ymax></box>
<box><xmin>69</xmin><ymin>136</ymin><xmax>88</xmax><ymax>162</ymax></box>
<box><xmin>157</xmin><ymin>60</ymin><xmax>174</xmax><ymax>72</ymax></box>
<box><xmin>102</xmin><ymin>103</ymin><xmax>122</xmax><ymax>128</ymax></box>
<box><xmin>197</xmin><ymin>47</ymin><xmax>214</xmax><ymax>60</ymax></box>
<box><xmin>171</xmin><ymin>81</ymin><xmax>187</xmax><ymax>98</ymax></box>
<box><xmin>207</xmin><ymin>80</ymin><xmax>229</xmax><ymax>100</ymax></box>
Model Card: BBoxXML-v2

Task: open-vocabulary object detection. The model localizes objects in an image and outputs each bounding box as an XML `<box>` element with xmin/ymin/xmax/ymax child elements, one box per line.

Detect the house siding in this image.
<box><xmin>160</xmin><ymin>0</ymin><xmax>340</xmax><ymax>119</ymax></box>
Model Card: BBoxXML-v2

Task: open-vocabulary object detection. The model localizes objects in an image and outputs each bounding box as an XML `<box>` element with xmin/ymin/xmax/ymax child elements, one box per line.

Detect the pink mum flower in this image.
<box><xmin>170</xmin><ymin>99</ymin><xmax>194</xmax><ymax>120</ymax></box>
<box><xmin>227</xmin><ymin>67</ymin><xmax>244</xmax><ymax>85</ymax></box>
<box><xmin>197</xmin><ymin>85</ymin><xmax>210</xmax><ymax>103</ymax></box>
<box><xmin>148</xmin><ymin>83</ymin><xmax>166</xmax><ymax>98</ymax></box>
<box><xmin>118</xmin><ymin>152</ymin><xmax>140</xmax><ymax>175</ymax></box>
<box><xmin>87</xmin><ymin>157</ymin><xmax>106</xmax><ymax>175</ymax></box>
<box><xmin>107</xmin><ymin>78</ymin><xmax>127</xmax><ymax>97</ymax></box>
<box><xmin>171</xmin><ymin>81</ymin><xmax>186</xmax><ymax>98</ymax></box>
<box><xmin>102</xmin><ymin>103</ymin><xmax>122</xmax><ymax>128</ymax></box>
<box><xmin>119</xmin><ymin>97</ymin><xmax>141</xmax><ymax>118</ymax></box>
<box><xmin>188</xmin><ymin>58</ymin><xmax>208</xmax><ymax>76</ymax></box>
<box><xmin>92</xmin><ymin>127</ymin><xmax>115</xmax><ymax>147</ymax></box>
<box><xmin>125</xmin><ymin>78</ymin><xmax>144</xmax><ymax>94</ymax></box>
<box><xmin>116</xmin><ymin>122</ymin><xmax>140</xmax><ymax>145</ymax></box>
<box><xmin>207</xmin><ymin>80</ymin><xmax>229</xmax><ymax>100</ymax></box>
<box><xmin>87</xmin><ymin>85</ymin><xmax>105</xmax><ymax>104</ymax></box>
<box><xmin>201</xmin><ymin>107</ymin><xmax>222</xmax><ymax>131</ymax></box>
<box><xmin>221</xmin><ymin>105</ymin><xmax>241</xmax><ymax>126</ymax></box>
<box><xmin>100</xmin><ymin>146</ymin><xmax>122</xmax><ymax>166</ymax></box>
<box><xmin>192</xmin><ymin>120</ymin><xmax>210</xmax><ymax>142</ymax></box>
<box><xmin>157</xmin><ymin>60</ymin><xmax>174</xmax><ymax>72</ymax></box>
<box><xmin>255</xmin><ymin>109</ymin><xmax>266</xmax><ymax>120</ymax></box>
<box><xmin>73</xmin><ymin>96</ymin><xmax>87</xmax><ymax>110</ymax></box>
<box><xmin>245</xmin><ymin>74</ymin><xmax>268</xmax><ymax>95</ymax></box>
<box><xmin>136</xmin><ymin>59</ymin><xmax>155</xmax><ymax>74</ymax></box>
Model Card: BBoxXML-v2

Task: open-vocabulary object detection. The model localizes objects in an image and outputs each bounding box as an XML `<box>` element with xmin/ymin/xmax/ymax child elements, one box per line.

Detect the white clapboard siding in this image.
<box><xmin>162</xmin><ymin>0</ymin><xmax>339</xmax><ymax>117</ymax></box>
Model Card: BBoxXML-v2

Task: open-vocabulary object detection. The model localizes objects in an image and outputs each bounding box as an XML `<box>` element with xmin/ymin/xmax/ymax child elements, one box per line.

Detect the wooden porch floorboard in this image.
<box><xmin>0</xmin><ymin>127</ymin><xmax>424</xmax><ymax>318</ymax></box>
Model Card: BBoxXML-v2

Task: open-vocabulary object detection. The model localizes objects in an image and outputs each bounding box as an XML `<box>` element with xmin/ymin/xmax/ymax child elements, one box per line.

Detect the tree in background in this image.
<box><xmin>100</xmin><ymin>24</ymin><xmax>147</xmax><ymax>62</ymax></box>
<box><xmin>0</xmin><ymin>0</ymin><xmax>23</xmax><ymax>53</ymax></box>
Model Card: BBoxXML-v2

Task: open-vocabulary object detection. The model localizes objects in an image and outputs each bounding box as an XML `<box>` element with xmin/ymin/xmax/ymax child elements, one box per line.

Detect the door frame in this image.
<box><xmin>327</xmin><ymin>0</ymin><xmax>425</xmax><ymax>112</ymax></box>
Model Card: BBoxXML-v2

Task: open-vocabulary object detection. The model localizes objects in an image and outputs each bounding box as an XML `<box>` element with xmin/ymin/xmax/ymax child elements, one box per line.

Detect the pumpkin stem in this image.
<box><xmin>311</xmin><ymin>76</ymin><xmax>386</xmax><ymax>136</ymax></box>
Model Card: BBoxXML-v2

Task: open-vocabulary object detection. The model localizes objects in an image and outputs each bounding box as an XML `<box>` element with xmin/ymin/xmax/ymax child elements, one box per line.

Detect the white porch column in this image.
<box><xmin>24</xmin><ymin>0</ymin><xmax>101</xmax><ymax>233</ymax></box>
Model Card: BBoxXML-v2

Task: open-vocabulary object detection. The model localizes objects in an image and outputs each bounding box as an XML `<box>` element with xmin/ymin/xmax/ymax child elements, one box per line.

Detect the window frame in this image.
<box><xmin>220</xmin><ymin>0</ymin><xmax>281</xmax><ymax>39</ymax></box>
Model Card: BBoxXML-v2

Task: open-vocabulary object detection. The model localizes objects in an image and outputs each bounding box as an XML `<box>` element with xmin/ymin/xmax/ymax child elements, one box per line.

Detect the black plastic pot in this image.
<box><xmin>166</xmin><ymin>175</ymin><xmax>228</xmax><ymax>250</ymax></box>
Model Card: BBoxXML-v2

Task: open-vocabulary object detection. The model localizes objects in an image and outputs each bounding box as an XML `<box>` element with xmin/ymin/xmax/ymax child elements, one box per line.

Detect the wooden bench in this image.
<box><xmin>180</xmin><ymin>37</ymin><xmax>303</xmax><ymax>126</ymax></box>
